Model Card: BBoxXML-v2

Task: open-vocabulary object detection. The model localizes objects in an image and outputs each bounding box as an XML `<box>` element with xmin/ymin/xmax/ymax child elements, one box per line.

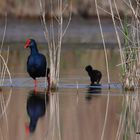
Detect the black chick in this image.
<box><xmin>85</xmin><ymin>65</ymin><xmax>102</xmax><ymax>85</ymax></box>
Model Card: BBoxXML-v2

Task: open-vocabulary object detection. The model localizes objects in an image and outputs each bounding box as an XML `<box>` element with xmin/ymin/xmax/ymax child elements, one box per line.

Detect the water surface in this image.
<box><xmin>1</xmin><ymin>44</ymin><xmax>138</xmax><ymax>140</ymax></box>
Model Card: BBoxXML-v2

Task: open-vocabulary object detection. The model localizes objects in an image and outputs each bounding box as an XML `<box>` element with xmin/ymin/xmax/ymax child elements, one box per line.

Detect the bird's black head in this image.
<box><xmin>85</xmin><ymin>65</ymin><xmax>93</xmax><ymax>72</ymax></box>
<box><xmin>24</xmin><ymin>39</ymin><xmax>37</xmax><ymax>49</ymax></box>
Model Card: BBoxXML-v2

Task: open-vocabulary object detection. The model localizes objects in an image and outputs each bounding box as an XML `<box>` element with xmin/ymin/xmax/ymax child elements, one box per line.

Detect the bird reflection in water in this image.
<box><xmin>25</xmin><ymin>91</ymin><xmax>49</xmax><ymax>134</ymax></box>
<box><xmin>85</xmin><ymin>84</ymin><xmax>101</xmax><ymax>101</ymax></box>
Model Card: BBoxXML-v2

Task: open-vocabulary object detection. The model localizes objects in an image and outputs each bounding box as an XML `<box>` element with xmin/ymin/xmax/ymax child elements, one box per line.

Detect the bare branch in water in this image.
<box><xmin>0</xmin><ymin>13</ymin><xmax>7</xmax><ymax>53</ymax></box>
<box><xmin>39</xmin><ymin>0</ymin><xmax>71</xmax><ymax>90</ymax></box>
<box><xmin>95</xmin><ymin>0</ymin><xmax>110</xmax><ymax>87</ymax></box>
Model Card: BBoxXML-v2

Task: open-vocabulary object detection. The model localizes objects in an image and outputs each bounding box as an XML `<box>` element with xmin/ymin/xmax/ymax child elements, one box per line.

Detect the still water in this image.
<box><xmin>4</xmin><ymin>43</ymin><xmax>121</xmax><ymax>83</ymax></box>
<box><xmin>0</xmin><ymin>44</ymin><xmax>139</xmax><ymax>140</ymax></box>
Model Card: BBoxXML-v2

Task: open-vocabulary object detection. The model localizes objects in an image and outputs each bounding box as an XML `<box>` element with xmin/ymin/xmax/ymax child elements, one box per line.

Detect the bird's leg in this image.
<box><xmin>46</xmin><ymin>68</ymin><xmax>50</xmax><ymax>94</ymax></box>
<box><xmin>34</xmin><ymin>79</ymin><xmax>38</xmax><ymax>94</ymax></box>
<box><xmin>47</xmin><ymin>76</ymin><xmax>50</xmax><ymax>94</ymax></box>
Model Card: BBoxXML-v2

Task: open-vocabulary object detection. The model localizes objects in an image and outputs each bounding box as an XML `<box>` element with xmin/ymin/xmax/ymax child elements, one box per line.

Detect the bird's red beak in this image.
<box><xmin>24</xmin><ymin>44</ymin><xmax>29</xmax><ymax>49</ymax></box>
<box><xmin>24</xmin><ymin>44</ymin><xmax>29</xmax><ymax>48</ymax></box>
<box><xmin>24</xmin><ymin>39</ymin><xmax>31</xmax><ymax>48</ymax></box>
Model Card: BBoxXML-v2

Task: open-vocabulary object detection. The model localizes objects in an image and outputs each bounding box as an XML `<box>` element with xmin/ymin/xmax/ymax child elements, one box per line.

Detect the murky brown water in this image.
<box><xmin>0</xmin><ymin>87</ymin><xmax>124</xmax><ymax>140</ymax></box>
<box><xmin>0</xmin><ymin>44</ymin><xmax>139</xmax><ymax>140</ymax></box>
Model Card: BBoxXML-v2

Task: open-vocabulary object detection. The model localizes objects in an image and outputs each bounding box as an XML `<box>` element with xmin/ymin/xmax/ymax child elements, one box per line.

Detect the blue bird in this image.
<box><xmin>24</xmin><ymin>39</ymin><xmax>50</xmax><ymax>92</ymax></box>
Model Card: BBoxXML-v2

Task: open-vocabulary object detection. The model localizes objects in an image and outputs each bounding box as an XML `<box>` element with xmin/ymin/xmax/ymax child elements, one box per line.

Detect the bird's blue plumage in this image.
<box><xmin>25</xmin><ymin>39</ymin><xmax>47</xmax><ymax>80</ymax></box>
<box><xmin>27</xmin><ymin>53</ymin><xmax>47</xmax><ymax>79</ymax></box>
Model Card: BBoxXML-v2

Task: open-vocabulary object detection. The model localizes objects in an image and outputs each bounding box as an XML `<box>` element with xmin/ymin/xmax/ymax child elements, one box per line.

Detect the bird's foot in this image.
<box><xmin>34</xmin><ymin>88</ymin><xmax>38</xmax><ymax>94</ymax></box>
<box><xmin>46</xmin><ymin>89</ymin><xmax>50</xmax><ymax>95</ymax></box>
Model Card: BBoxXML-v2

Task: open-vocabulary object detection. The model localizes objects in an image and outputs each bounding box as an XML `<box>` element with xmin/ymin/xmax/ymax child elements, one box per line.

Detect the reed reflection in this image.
<box><xmin>0</xmin><ymin>88</ymin><xmax>12</xmax><ymax>140</ymax></box>
<box><xmin>25</xmin><ymin>90</ymin><xmax>49</xmax><ymax>134</ymax></box>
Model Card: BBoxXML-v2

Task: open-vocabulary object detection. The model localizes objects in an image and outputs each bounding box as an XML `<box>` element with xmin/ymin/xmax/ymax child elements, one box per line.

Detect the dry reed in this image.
<box><xmin>0</xmin><ymin>14</ymin><xmax>12</xmax><ymax>140</ymax></box>
<box><xmin>39</xmin><ymin>1</ymin><xmax>72</xmax><ymax>140</ymax></box>
<box><xmin>96</xmin><ymin>0</ymin><xmax>140</xmax><ymax>140</ymax></box>
<box><xmin>39</xmin><ymin>0</ymin><xmax>72</xmax><ymax>90</ymax></box>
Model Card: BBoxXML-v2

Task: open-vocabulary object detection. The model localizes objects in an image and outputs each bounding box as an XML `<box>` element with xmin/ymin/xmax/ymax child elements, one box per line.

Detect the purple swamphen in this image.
<box><xmin>24</xmin><ymin>39</ymin><xmax>50</xmax><ymax>92</ymax></box>
<box><xmin>85</xmin><ymin>65</ymin><xmax>102</xmax><ymax>85</ymax></box>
